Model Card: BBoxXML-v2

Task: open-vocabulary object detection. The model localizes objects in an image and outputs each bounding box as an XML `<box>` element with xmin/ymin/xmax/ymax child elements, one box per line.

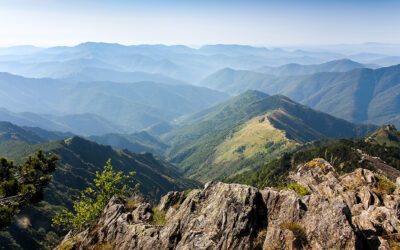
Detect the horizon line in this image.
<box><xmin>1</xmin><ymin>41</ymin><xmax>400</xmax><ymax>49</ymax></box>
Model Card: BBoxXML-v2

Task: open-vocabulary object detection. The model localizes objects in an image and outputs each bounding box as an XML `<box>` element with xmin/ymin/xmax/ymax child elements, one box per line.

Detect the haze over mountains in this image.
<box><xmin>0</xmin><ymin>42</ymin><xmax>399</xmax><ymax>249</ymax></box>
<box><xmin>199</xmin><ymin>63</ymin><xmax>400</xmax><ymax>128</ymax></box>
<box><xmin>255</xmin><ymin>58</ymin><xmax>373</xmax><ymax>76</ymax></box>
<box><xmin>0</xmin><ymin>42</ymin><xmax>399</xmax><ymax>134</ymax></box>
<box><xmin>0</xmin><ymin>42</ymin><xmax>399</xmax><ymax>82</ymax></box>
<box><xmin>0</xmin><ymin>72</ymin><xmax>228</xmax><ymax>134</ymax></box>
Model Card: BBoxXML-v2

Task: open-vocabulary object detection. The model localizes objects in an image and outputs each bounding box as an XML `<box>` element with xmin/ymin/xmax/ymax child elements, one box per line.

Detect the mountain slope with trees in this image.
<box><xmin>0</xmin><ymin>123</ymin><xmax>197</xmax><ymax>249</ymax></box>
<box><xmin>199</xmin><ymin>64</ymin><xmax>400</xmax><ymax>128</ymax></box>
<box><xmin>163</xmin><ymin>90</ymin><xmax>375</xmax><ymax>182</ymax></box>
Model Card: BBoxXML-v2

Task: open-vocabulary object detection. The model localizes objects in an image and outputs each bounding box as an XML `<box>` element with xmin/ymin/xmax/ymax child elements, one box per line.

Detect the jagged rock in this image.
<box><xmin>132</xmin><ymin>203</ymin><xmax>152</xmax><ymax>222</ymax></box>
<box><xmin>57</xmin><ymin>159</ymin><xmax>400</xmax><ymax>250</ymax></box>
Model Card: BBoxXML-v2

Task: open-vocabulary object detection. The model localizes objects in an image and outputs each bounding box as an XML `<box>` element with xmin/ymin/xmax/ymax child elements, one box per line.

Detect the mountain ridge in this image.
<box><xmin>256</xmin><ymin>58</ymin><xmax>368</xmax><ymax>76</ymax></box>
<box><xmin>199</xmin><ymin>64</ymin><xmax>400</xmax><ymax>128</ymax></box>
<box><xmin>163</xmin><ymin>91</ymin><xmax>375</xmax><ymax>182</ymax></box>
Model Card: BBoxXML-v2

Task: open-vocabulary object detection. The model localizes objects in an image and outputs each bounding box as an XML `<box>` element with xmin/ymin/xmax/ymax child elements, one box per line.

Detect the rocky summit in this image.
<box><xmin>57</xmin><ymin>158</ymin><xmax>400</xmax><ymax>250</ymax></box>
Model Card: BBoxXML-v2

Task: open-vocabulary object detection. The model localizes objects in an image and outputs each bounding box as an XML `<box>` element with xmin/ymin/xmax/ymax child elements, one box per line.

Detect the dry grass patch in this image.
<box><xmin>213</xmin><ymin>115</ymin><xmax>297</xmax><ymax>164</ymax></box>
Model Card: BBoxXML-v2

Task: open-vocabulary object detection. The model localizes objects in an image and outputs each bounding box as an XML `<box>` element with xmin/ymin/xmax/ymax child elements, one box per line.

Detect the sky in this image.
<box><xmin>0</xmin><ymin>0</ymin><xmax>399</xmax><ymax>47</ymax></box>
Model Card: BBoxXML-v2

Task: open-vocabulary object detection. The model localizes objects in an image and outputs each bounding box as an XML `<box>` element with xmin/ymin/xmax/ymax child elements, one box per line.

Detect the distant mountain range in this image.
<box><xmin>62</xmin><ymin>67</ymin><xmax>188</xmax><ymax>85</ymax></box>
<box><xmin>0</xmin><ymin>72</ymin><xmax>228</xmax><ymax>133</ymax></box>
<box><xmin>0</xmin><ymin>108</ymin><xmax>123</xmax><ymax>136</ymax></box>
<box><xmin>162</xmin><ymin>90</ymin><xmax>375</xmax><ymax>182</ymax></box>
<box><xmin>255</xmin><ymin>58</ymin><xmax>373</xmax><ymax>76</ymax></box>
<box><xmin>1</xmin><ymin>43</ymin><xmax>399</xmax><ymax>84</ymax></box>
<box><xmin>0</xmin><ymin>42</ymin><xmax>382</xmax><ymax>83</ymax></box>
<box><xmin>89</xmin><ymin>131</ymin><xmax>169</xmax><ymax>155</ymax></box>
<box><xmin>199</xmin><ymin>64</ymin><xmax>400</xmax><ymax>128</ymax></box>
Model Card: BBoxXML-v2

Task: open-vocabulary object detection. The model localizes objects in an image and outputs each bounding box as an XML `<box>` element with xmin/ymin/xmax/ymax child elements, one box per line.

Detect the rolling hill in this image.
<box><xmin>163</xmin><ymin>90</ymin><xmax>375</xmax><ymax>182</ymax></box>
<box><xmin>199</xmin><ymin>64</ymin><xmax>400</xmax><ymax>128</ymax></box>
<box><xmin>0</xmin><ymin>122</ymin><xmax>197</xmax><ymax>249</ymax></box>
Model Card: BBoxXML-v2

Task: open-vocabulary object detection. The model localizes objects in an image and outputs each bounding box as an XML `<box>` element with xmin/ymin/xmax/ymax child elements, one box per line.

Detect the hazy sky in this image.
<box><xmin>1</xmin><ymin>0</ymin><xmax>399</xmax><ymax>46</ymax></box>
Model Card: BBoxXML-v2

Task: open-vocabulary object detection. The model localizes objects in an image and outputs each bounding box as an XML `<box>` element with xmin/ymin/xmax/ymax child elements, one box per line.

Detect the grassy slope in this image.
<box><xmin>365</xmin><ymin>125</ymin><xmax>400</xmax><ymax>148</ymax></box>
<box><xmin>164</xmin><ymin>91</ymin><xmax>375</xmax><ymax>182</ymax></box>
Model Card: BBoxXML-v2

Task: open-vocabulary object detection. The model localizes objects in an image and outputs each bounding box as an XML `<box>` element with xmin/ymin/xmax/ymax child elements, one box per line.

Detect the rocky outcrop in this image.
<box><xmin>57</xmin><ymin>159</ymin><xmax>400</xmax><ymax>250</ymax></box>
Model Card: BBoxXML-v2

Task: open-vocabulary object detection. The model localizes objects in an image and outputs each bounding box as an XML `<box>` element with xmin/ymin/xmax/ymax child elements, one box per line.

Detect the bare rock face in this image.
<box><xmin>57</xmin><ymin>158</ymin><xmax>400</xmax><ymax>250</ymax></box>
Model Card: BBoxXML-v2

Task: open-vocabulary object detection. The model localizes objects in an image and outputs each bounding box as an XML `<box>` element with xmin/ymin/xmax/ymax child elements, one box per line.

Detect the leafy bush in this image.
<box><xmin>52</xmin><ymin>159</ymin><xmax>136</xmax><ymax>230</ymax></box>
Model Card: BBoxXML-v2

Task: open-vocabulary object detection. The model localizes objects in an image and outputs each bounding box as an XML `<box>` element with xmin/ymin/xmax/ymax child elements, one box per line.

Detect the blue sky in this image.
<box><xmin>0</xmin><ymin>0</ymin><xmax>399</xmax><ymax>46</ymax></box>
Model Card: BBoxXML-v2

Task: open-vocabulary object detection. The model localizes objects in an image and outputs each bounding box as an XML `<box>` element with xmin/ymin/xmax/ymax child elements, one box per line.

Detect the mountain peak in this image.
<box><xmin>239</xmin><ymin>89</ymin><xmax>269</xmax><ymax>99</ymax></box>
<box><xmin>63</xmin><ymin>136</ymin><xmax>107</xmax><ymax>149</ymax></box>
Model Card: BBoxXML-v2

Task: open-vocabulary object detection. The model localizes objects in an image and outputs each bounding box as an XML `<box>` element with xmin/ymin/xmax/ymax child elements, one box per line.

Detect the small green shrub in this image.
<box><xmin>151</xmin><ymin>208</ymin><xmax>166</xmax><ymax>226</ymax></box>
<box><xmin>52</xmin><ymin>159</ymin><xmax>136</xmax><ymax>230</ymax></box>
<box><xmin>282</xmin><ymin>183</ymin><xmax>310</xmax><ymax>197</ymax></box>
<box><xmin>375</xmin><ymin>174</ymin><xmax>396</xmax><ymax>194</ymax></box>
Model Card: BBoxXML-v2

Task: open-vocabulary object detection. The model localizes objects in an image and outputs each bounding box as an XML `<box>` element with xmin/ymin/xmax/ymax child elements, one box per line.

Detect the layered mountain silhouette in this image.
<box><xmin>199</xmin><ymin>64</ymin><xmax>400</xmax><ymax>128</ymax></box>
<box><xmin>256</xmin><ymin>58</ymin><xmax>369</xmax><ymax>76</ymax></box>
<box><xmin>0</xmin><ymin>72</ymin><xmax>228</xmax><ymax>133</ymax></box>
